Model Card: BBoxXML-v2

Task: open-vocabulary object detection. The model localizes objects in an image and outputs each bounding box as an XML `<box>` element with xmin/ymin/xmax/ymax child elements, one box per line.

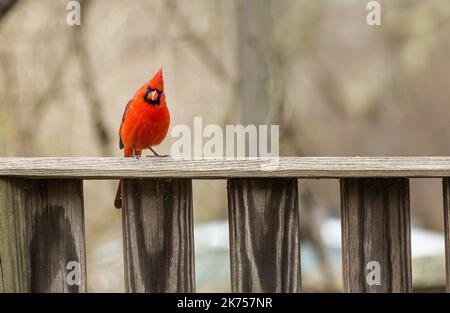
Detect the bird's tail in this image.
<box><xmin>114</xmin><ymin>147</ymin><xmax>142</xmax><ymax>209</ymax></box>
<box><xmin>115</xmin><ymin>148</ymin><xmax>135</xmax><ymax>209</ymax></box>
<box><xmin>114</xmin><ymin>180</ymin><xmax>122</xmax><ymax>209</ymax></box>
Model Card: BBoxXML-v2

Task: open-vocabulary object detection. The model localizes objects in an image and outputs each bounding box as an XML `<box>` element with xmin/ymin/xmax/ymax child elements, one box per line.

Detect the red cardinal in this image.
<box><xmin>114</xmin><ymin>68</ymin><xmax>170</xmax><ymax>208</ymax></box>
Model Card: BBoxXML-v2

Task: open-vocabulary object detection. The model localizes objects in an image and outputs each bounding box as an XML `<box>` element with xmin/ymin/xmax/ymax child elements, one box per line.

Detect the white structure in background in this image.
<box><xmin>88</xmin><ymin>218</ymin><xmax>446</xmax><ymax>292</ymax></box>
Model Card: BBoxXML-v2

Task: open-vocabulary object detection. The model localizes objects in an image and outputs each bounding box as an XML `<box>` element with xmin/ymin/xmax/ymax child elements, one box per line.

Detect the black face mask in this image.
<box><xmin>144</xmin><ymin>86</ymin><xmax>162</xmax><ymax>106</ymax></box>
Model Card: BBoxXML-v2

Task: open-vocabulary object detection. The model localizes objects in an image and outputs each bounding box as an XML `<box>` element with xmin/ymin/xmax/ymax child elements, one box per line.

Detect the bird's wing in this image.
<box><xmin>119</xmin><ymin>99</ymin><xmax>133</xmax><ymax>149</ymax></box>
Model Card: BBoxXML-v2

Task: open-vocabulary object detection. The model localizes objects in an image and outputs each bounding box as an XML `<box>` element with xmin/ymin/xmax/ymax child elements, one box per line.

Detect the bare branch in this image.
<box><xmin>72</xmin><ymin>0</ymin><xmax>111</xmax><ymax>156</ymax></box>
<box><xmin>162</xmin><ymin>0</ymin><xmax>232</xmax><ymax>82</ymax></box>
<box><xmin>0</xmin><ymin>0</ymin><xmax>18</xmax><ymax>19</ymax></box>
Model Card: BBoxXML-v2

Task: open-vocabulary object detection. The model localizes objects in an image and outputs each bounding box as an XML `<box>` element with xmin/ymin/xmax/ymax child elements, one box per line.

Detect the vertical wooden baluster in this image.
<box><xmin>0</xmin><ymin>178</ymin><xmax>28</xmax><ymax>292</ymax></box>
<box><xmin>27</xmin><ymin>179</ymin><xmax>86</xmax><ymax>292</ymax></box>
<box><xmin>122</xmin><ymin>178</ymin><xmax>195</xmax><ymax>292</ymax></box>
<box><xmin>1</xmin><ymin>179</ymin><xmax>86</xmax><ymax>293</ymax></box>
<box><xmin>227</xmin><ymin>178</ymin><xmax>301</xmax><ymax>293</ymax></box>
<box><xmin>443</xmin><ymin>178</ymin><xmax>450</xmax><ymax>292</ymax></box>
<box><xmin>340</xmin><ymin>178</ymin><xmax>412</xmax><ymax>292</ymax></box>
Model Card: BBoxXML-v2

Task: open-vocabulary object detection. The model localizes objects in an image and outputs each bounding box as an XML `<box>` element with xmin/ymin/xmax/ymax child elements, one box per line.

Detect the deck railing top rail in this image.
<box><xmin>2</xmin><ymin>156</ymin><xmax>450</xmax><ymax>178</ymax></box>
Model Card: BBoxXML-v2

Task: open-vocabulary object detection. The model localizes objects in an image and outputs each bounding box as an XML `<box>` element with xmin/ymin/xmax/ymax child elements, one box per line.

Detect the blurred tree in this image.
<box><xmin>0</xmin><ymin>0</ymin><xmax>18</xmax><ymax>19</ymax></box>
<box><xmin>235</xmin><ymin>0</ymin><xmax>333</xmax><ymax>288</ymax></box>
<box><xmin>235</xmin><ymin>0</ymin><xmax>273</xmax><ymax>124</ymax></box>
<box><xmin>72</xmin><ymin>0</ymin><xmax>111</xmax><ymax>156</ymax></box>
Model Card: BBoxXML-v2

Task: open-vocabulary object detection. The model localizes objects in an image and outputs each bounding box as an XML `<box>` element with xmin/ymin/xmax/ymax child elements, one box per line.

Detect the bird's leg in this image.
<box><xmin>147</xmin><ymin>147</ymin><xmax>169</xmax><ymax>157</ymax></box>
<box><xmin>133</xmin><ymin>148</ymin><xmax>141</xmax><ymax>160</ymax></box>
<box><xmin>150</xmin><ymin>147</ymin><xmax>160</xmax><ymax>156</ymax></box>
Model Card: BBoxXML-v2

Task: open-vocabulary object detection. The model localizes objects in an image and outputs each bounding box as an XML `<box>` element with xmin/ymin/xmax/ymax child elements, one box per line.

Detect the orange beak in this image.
<box><xmin>149</xmin><ymin>90</ymin><xmax>159</xmax><ymax>101</ymax></box>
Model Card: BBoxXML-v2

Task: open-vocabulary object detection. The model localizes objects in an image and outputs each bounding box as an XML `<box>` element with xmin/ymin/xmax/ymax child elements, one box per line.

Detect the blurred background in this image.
<box><xmin>0</xmin><ymin>0</ymin><xmax>449</xmax><ymax>292</ymax></box>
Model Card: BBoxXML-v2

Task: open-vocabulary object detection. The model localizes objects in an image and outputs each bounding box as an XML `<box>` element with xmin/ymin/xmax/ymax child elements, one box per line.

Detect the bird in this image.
<box><xmin>114</xmin><ymin>68</ymin><xmax>170</xmax><ymax>208</ymax></box>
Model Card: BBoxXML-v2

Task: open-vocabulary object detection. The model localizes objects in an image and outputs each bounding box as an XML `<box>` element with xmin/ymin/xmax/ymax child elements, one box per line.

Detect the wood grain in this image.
<box><xmin>340</xmin><ymin>178</ymin><xmax>412</xmax><ymax>292</ymax></box>
<box><xmin>227</xmin><ymin>178</ymin><xmax>301</xmax><ymax>292</ymax></box>
<box><xmin>122</xmin><ymin>179</ymin><xmax>195</xmax><ymax>292</ymax></box>
<box><xmin>0</xmin><ymin>178</ymin><xmax>28</xmax><ymax>292</ymax></box>
<box><xmin>3</xmin><ymin>157</ymin><xmax>450</xmax><ymax>178</ymax></box>
<box><xmin>1</xmin><ymin>179</ymin><xmax>86</xmax><ymax>293</ymax></box>
<box><xmin>443</xmin><ymin>178</ymin><xmax>450</xmax><ymax>292</ymax></box>
<box><xmin>26</xmin><ymin>179</ymin><xmax>86</xmax><ymax>292</ymax></box>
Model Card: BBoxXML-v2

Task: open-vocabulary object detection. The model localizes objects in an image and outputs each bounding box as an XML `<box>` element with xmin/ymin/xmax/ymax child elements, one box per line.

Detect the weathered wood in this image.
<box><xmin>340</xmin><ymin>178</ymin><xmax>412</xmax><ymax>292</ymax></box>
<box><xmin>4</xmin><ymin>157</ymin><xmax>450</xmax><ymax>178</ymax></box>
<box><xmin>0</xmin><ymin>178</ymin><xmax>29</xmax><ymax>292</ymax></box>
<box><xmin>26</xmin><ymin>179</ymin><xmax>86</xmax><ymax>292</ymax></box>
<box><xmin>1</xmin><ymin>179</ymin><xmax>86</xmax><ymax>293</ymax></box>
<box><xmin>227</xmin><ymin>178</ymin><xmax>301</xmax><ymax>292</ymax></box>
<box><xmin>122</xmin><ymin>179</ymin><xmax>195</xmax><ymax>292</ymax></box>
<box><xmin>443</xmin><ymin>178</ymin><xmax>450</xmax><ymax>292</ymax></box>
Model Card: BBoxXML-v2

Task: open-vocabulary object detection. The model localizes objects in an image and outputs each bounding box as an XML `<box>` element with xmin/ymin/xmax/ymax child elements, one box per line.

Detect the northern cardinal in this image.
<box><xmin>114</xmin><ymin>68</ymin><xmax>170</xmax><ymax>208</ymax></box>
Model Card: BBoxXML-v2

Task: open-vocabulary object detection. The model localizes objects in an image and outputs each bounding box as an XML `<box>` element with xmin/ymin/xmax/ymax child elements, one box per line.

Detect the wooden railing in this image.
<box><xmin>0</xmin><ymin>157</ymin><xmax>450</xmax><ymax>293</ymax></box>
